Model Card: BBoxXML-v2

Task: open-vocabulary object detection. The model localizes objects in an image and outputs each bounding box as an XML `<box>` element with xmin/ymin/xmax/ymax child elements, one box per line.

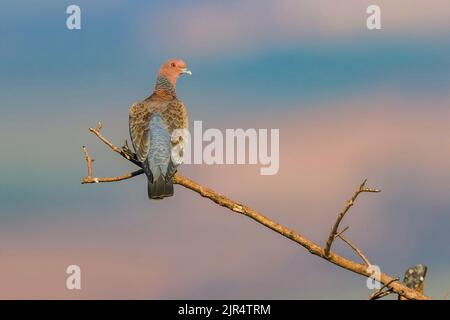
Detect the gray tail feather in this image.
<box><xmin>148</xmin><ymin>175</ymin><xmax>174</xmax><ymax>199</ymax></box>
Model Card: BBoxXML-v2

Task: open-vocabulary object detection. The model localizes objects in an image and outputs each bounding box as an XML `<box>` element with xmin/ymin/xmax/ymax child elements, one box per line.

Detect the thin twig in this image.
<box><xmin>81</xmin><ymin>133</ymin><xmax>144</xmax><ymax>184</ymax></box>
<box><xmin>82</xmin><ymin>146</ymin><xmax>93</xmax><ymax>178</ymax></box>
<box><xmin>89</xmin><ymin>122</ymin><xmax>142</xmax><ymax>166</ymax></box>
<box><xmin>80</xmin><ymin>123</ymin><xmax>430</xmax><ymax>300</ymax></box>
<box><xmin>324</xmin><ymin>179</ymin><xmax>380</xmax><ymax>256</ymax></box>
<box><xmin>338</xmin><ymin>234</ymin><xmax>371</xmax><ymax>266</ymax></box>
<box><xmin>334</xmin><ymin>226</ymin><xmax>349</xmax><ymax>239</ymax></box>
<box><xmin>369</xmin><ymin>278</ymin><xmax>399</xmax><ymax>300</ymax></box>
<box><xmin>81</xmin><ymin>169</ymin><xmax>145</xmax><ymax>184</ymax></box>
<box><xmin>369</xmin><ymin>289</ymin><xmax>394</xmax><ymax>300</ymax></box>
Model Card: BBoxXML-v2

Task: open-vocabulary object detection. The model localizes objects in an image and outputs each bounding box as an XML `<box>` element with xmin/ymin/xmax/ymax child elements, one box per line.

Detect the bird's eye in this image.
<box><xmin>171</xmin><ymin>62</ymin><xmax>176</xmax><ymax>67</ymax></box>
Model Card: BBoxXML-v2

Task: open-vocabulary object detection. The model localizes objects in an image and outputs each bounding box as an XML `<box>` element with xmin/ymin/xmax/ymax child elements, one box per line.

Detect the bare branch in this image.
<box><xmin>332</xmin><ymin>226</ymin><xmax>370</xmax><ymax>266</ymax></box>
<box><xmin>172</xmin><ymin>174</ymin><xmax>427</xmax><ymax>300</ymax></box>
<box><xmin>337</xmin><ymin>234</ymin><xmax>371</xmax><ymax>266</ymax></box>
<box><xmin>369</xmin><ymin>289</ymin><xmax>394</xmax><ymax>300</ymax></box>
<box><xmin>324</xmin><ymin>179</ymin><xmax>380</xmax><ymax>257</ymax></box>
<box><xmin>81</xmin><ymin>169</ymin><xmax>145</xmax><ymax>184</ymax></box>
<box><xmin>333</xmin><ymin>226</ymin><xmax>349</xmax><ymax>239</ymax></box>
<box><xmin>82</xmin><ymin>146</ymin><xmax>93</xmax><ymax>178</ymax></box>
<box><xmin>80</xmin><ymin>123</ymin><xmax>430</xmax><ymax>300</ymax></box>
<box><xmin>81</xmin><ymin>144</ymin><xmax>144</xmax><ymax>184</ymax></box>
<box><xmin>369</xmin><ymin>278</ymin><xmax>399</xmax><ymax>300</ymax></box>
<box><xmin>89</xmin><ymin>122</ymin><xmax>142</xmax><ymax>167</ymax></box>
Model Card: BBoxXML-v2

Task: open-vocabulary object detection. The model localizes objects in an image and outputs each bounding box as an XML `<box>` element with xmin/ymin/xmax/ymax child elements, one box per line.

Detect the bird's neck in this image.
<box><xmin>153</xmin><ymin>75</ymin><xmax>177</xmax><ymax>99</ymax></box>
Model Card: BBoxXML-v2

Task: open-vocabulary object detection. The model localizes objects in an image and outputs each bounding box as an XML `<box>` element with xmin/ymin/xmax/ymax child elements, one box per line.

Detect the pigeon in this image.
<box><xmin>129</xmin><ymin>59</ymin><xmax>191</xmax><ymax>199</ymax></box>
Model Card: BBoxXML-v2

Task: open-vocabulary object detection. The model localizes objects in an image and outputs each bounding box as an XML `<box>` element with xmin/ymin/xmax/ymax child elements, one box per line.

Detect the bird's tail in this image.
<box><xmin>148</xmin><ymin>175</ymin><xmax>174</xmax><ymax>199</ymax></box>
<box><xmin>145</xmin><ymin>114</ymin><xmax>177</xmax><ymax>200</ymax></box>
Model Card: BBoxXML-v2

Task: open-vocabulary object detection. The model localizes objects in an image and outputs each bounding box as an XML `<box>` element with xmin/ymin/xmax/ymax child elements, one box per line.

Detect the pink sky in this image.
<box><xmin>141</xmin><ymin>0</ymin><xmax>450</xmax><ymax>55</ymax></box>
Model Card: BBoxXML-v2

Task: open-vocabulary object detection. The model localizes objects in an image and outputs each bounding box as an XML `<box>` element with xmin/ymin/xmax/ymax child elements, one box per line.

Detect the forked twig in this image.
<box><xmin>325</xmin><ymin>179</ymin><xmax>380</xmax><ymax>256</ymax></box>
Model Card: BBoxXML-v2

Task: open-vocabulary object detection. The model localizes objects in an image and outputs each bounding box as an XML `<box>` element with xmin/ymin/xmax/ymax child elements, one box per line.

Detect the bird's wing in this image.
<box><xmin>129</xmin><ymin>100</ymin><xmax>167</xmax><ymax>162</ymax></box>
<box><xmin>161</xmin><ymin>99</ymin><xmax>189</xmax><ymax>133</ymax></box>
<box><xmin>147</xmin><ymin>114</ymin><xmax>172</xmax><ymax>179</ymax></box>
<box><xmin>161</xmin><ymin>99</ymin><xmax>189</xmax><ymax>172</ymax></box>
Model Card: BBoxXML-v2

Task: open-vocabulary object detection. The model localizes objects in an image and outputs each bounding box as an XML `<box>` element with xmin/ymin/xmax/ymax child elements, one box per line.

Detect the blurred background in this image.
<box><xmin>1</xmin><ymin>0</ymin><xmax>449</xmax><ymax>299</ymax></box>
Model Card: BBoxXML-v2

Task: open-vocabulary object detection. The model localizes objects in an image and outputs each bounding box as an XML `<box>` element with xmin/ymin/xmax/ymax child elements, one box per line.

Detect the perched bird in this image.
<box><xmin>129</xmin><ymin>59</ymin><xmax>191</xmax><ymax>199</ymax></box>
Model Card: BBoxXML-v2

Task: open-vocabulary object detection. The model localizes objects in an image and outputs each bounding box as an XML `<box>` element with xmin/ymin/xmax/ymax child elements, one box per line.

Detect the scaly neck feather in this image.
<box><xmin>153</xmin><ymin>75</ymin><xmax>176</xmax><ymax>99</ymax></box>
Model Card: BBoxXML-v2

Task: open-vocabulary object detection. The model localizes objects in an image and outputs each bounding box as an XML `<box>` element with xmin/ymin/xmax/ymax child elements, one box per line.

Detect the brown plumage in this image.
<box><xmin>129</xmin><ymin>59</ymin><xmax>190</xmax><ymax>199</ymax></box>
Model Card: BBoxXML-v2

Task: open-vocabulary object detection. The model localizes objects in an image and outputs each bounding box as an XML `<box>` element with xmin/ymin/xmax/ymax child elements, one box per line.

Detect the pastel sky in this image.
<box><xmin>0</xmin><ymin>1</ymin><xmax>449</xmax><ymax>299</ymax></box>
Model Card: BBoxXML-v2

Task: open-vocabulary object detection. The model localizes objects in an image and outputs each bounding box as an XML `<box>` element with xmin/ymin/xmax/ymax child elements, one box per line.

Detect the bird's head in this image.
<box><xmin>158</xmin><ymin>59</ymin><xmax>191</xmax><ymax>87</ymax></box>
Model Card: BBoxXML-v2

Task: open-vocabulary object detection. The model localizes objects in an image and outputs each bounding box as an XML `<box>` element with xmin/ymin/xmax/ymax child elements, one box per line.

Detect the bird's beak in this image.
<box><xmin>181</xmin><ymin>68</ymin><xmax>192</xmax><ymax>75</ymax></box>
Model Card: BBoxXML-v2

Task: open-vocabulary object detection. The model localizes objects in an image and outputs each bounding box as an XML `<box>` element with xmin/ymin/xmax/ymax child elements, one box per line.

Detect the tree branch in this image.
<box><xmin>81</xmin><ymin>123</ymin><xmax>430</xmax><ymax>300</ymax></box>
<box><xmin>81</xmin><ymin>145</ymin><xmax>145</xmax><ymax>184</ymax></box>
<box><xmin>89</xmin><ymin>122</ymin><xmax>142</xmax><ymax>166</ymax></box>
<box><xmin>369</xmin><ymin>278</ymin><xmax>399</xmax><ymax>300</ymax></box>
<box><xmin>324</xmin><ymin>179</ymin><xmax>380</xmax><ymax>256</ymax></box>
<box><xmin>337</xmin><ymin>233</ymin><xmax>371</xmax><ymax>266</ymax></box>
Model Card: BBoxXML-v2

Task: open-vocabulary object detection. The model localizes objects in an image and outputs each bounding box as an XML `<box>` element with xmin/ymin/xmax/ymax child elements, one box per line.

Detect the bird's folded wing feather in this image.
<box><xmin>129</xmin><ymin>100</ymin><xmax>163</xmax><ymax>162</ymax></box>
<box><xmin>162</xmin><ymin>99</ymin><xmax>189</xmax><ymax>171</ymax></box>
<box><xmin>129</xmin><ymin>99</ymin><xmax>188</xmax><ymax>164</ymax></box>
<box><xmin>161</xmin><ymin>99</ymin><xmax>189</xmax><ymax>133</ymax></box>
